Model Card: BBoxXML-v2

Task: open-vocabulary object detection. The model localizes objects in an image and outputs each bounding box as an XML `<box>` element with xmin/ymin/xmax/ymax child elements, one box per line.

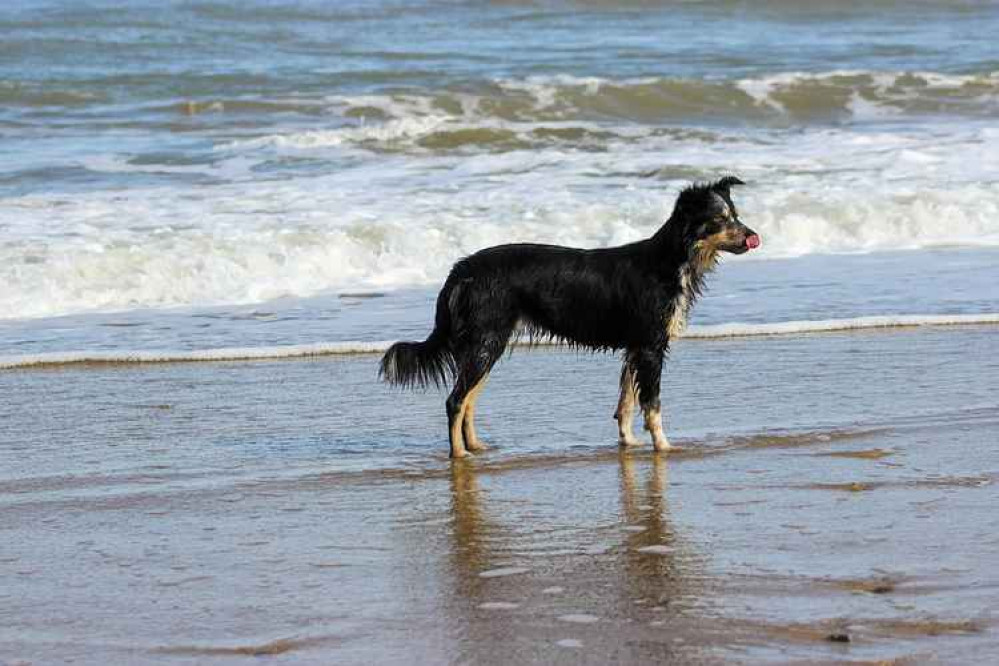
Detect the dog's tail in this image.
<box><xmin>379</xmin><ymin>277</ymin><xmax>458</xmax><ymax>389</ymax></box>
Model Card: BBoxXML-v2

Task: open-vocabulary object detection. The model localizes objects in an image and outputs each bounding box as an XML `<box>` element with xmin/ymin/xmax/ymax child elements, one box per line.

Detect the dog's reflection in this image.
<box><xmin>446</xmin><ymin>453</ymin><xmax>688</xmax><ymax>593</ymax></box>
<box><xmin>617</xmin><ymin>452</ymin><xmax>686</xmax><ymax>604</ymax></box>
<box><xmin>439</xmin><ymin>454</ymin><xmax>699</xmax><ymax>662</ymax></box>
<box><xmin>447</xmin><ymin>461</ymin><xmax>496</xmax><ymax>580</ymax></box>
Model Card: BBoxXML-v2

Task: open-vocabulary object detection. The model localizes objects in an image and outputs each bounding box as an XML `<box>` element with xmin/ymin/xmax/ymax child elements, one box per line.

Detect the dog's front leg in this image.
<box><xmin>643</xmin><ymin>403</ymin><xmax>670</xmax><ymax>452</ymax></box>
<box><xmin>635</xmin><ymin>348</ymin><xmax>670</xmax><ymax>452</ymax></box>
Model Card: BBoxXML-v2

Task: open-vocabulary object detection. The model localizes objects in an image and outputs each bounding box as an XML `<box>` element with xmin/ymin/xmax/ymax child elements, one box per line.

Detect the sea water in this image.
<box><xmin>1</xmin><ymin>0</ymin><xmax>998</xmax><ymax>362</ymax></box>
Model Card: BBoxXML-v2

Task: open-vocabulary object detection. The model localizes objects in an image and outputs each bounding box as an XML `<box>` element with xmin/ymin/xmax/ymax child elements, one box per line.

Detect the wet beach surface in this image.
<box><xmin>1</xmin><ymin>326</ymin><xmax>998</xmax><ymax>664</ymax></box>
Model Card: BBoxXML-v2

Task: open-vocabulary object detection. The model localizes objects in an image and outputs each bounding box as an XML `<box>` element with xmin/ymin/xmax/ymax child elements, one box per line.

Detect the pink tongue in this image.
<box><xmin>746</xmin><ymin>234</ymin><xmax>761</xmax><ymax>250</ymax></box>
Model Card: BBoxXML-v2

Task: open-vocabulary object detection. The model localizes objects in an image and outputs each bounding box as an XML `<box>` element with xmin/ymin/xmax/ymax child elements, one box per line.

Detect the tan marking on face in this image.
<box><xmin>700</xmin><ymin>228</ymin><xmax>740</xmax><ymax>254</ymax></box>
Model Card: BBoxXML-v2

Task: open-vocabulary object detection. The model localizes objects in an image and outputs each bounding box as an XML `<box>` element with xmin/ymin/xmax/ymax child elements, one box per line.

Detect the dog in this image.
<box><xmin>380</xmin><ymin>177</ymin><xmax>760</xmax><ymax>458</ymax></box>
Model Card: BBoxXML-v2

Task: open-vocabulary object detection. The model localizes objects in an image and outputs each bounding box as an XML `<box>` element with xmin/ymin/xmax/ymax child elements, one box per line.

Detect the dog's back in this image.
<box><xmin>449</xmin><ymin>241</ymin><xmax>666</xmax><ymax>351</ymax></box>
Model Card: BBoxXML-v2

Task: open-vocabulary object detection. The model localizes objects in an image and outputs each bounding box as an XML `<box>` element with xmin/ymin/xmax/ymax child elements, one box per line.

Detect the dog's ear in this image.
<box><xmin>712</xmin><ymin>176</ymin><xmax>745</xmax><ymax>196</ymax></box>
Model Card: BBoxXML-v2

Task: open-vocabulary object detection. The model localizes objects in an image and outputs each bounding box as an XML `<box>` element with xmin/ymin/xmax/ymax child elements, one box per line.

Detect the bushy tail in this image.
<box><xmin>379</xmin><ymin>333</ymin><xmax>453</xmax><ymax>389</ymax></box>
<box><xmin>379</xmin><ymin>279</ymin><xmax>457</xmax><ymax>389</ymax></box>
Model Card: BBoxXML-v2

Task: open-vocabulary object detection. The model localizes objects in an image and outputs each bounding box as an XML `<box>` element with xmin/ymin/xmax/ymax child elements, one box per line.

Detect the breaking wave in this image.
<box><xmin>3</xmin><ymin>168</ymin><xmax>999</xmax><ymax>320</ymax></box>
<box><xmin>223</xmin><ymin>71</ymin><xmax>999</xmax><ymax>154</ymax></box>
<box><xmin>5</xmin><ymin>70</ymin><xmax>998</xmax><ymax>321</ymax></box>
<box><xmin>12</xmin><ymin>70</ymin><xmax>998</xmax><ymax>126</ymax></box>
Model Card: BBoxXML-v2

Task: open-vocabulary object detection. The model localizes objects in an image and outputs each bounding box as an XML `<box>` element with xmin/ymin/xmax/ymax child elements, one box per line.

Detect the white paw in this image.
<box><xmin>652</xmin><ymin>437</ymin><xmax>672</xmax><ymax>452</ymax></box>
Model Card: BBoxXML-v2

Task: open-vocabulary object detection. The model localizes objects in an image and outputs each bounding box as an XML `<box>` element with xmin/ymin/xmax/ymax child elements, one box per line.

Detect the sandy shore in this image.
<box><xmin>1</xmin><ymin>327</ymin><xmax>997</xmax><ymax>664</ymax></box>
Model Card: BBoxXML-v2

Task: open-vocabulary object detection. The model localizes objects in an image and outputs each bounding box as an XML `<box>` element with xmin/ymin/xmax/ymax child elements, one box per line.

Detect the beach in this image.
<box><xmin>2</xmin><ymin>326</ymin><xmax>997</xmax><ymax>664</ymax></box>
<box><xmin>3</xmin><ymin>0</ymin><xmax>999</xmax><ymax>663</ymax></box>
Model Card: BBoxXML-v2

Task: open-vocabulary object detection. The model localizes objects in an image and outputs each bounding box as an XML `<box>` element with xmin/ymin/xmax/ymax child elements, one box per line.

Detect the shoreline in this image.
<box><xmin>3</xmin><ymin>315</ymin><xmax>998</xmax><ymax>371</ymax></box>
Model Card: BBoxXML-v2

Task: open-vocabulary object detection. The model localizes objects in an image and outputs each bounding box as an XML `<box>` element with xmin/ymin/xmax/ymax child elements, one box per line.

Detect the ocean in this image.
<box><xmin>1</xmin><ymin>0</ymin><xmax>998</xmax><ymax>362</ymax></box>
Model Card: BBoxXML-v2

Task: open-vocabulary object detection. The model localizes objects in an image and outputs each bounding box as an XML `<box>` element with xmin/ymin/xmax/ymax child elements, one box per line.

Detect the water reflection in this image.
<box><xmin>433</xmin><ymin>453</ymin><xmax>704</xmax><ymax>664</ymax></box>
<box><xmin>447</xmin><ymin>460</ymin><xmax>503</xmax><ymax>583</ymax></box>
<box><xmin>617</xmin><ymin>452</ymin><xmax>686</xmax><ymax>608</ymax></box>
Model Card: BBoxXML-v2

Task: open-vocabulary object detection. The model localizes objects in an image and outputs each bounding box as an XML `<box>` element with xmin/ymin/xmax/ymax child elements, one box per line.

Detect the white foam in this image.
<box><xmin>3</xmin><ymin>79</ymin><xmax>999</xmax><ymax>322</ymax></box>
<box><xmin>683</xmin><ymin>314</ymin><xmax>999</xmax><ymax>339</ymax></box>
<box><xmin>5</xmin><ymin>168</ymin><xmax>999</xmax><ymax>321</ymax></box>
<box><xmin>496</xmin><ymin>74</ymin><xmax>613</xmax><ymax>106</ymax></box>
<box><xmin>636</xmin><ymin>545</ymin><xmax>672</xmax><ymax>555</ymax></box>
<box><xmin>478</xmin><ymin>567</ymin><xmax>529</xmax><ymax>579</ymax></box>
<box><xmin>557</xmin><ymin>614</ymin><xmax>600</xmax><ymax>624</ymax></box>
<box><xmin>231</xmin><ymin>115</ymin><xmax>453</xmax><ymax>150</ymax></box>
<box><xmin>2</xmin><ymin>313</ymin><xmax>995</xmax><ymax>370</ymax></box>
<box><xmin>221</xmin><ymin>70</ymin><xmax>999</xmax><ymax>156</ymax></box>
<box><xmin>734</xmin><ymin>70</ymin><xmax>999</xmax><ymax>119</ymax></box>
<box><xmin>478</xmin><ymin>602</ymin><xmax>520</xmax><ymax>610</ymax></box>
<box><xmin>0</xmin><ymin>341</ymin><xmax>395</xmax><ymax>369</ymax></box>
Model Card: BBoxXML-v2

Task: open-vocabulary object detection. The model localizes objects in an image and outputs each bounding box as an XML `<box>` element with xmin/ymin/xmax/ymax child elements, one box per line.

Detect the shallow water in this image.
<box><xmin>3</xmin><ymin>326</ymin><xmax>997</xmax><ymax>480</ymax></box>
<box><xmin>3</xmin><ymin>247</ymin><xmax>998</xmax><ymax>366</ymax></box>
<box><xmin>1</xmin><ymin>328</ymin><xmax>997</xmax><ymax>664</ymax></box>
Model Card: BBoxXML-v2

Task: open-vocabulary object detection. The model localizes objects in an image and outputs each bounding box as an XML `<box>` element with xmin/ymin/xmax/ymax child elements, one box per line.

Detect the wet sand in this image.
<box><xmin>1</xmin><ymin>327</ymin><xmax>998</xmax><ymax>664</ymax></box>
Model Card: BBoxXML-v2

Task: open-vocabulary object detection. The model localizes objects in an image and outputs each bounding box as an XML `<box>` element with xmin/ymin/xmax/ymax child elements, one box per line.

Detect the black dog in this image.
<box><xmin>381</xmin><ymin>177</ymin><xmax>760</xmax><ymax>458</ymax></box>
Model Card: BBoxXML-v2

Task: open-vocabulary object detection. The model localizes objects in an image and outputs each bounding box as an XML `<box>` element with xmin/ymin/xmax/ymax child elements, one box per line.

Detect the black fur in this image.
<box><xmin>380</xmin><ymin>177</ymin><xmax>758</xmax><ymax>457</ymax></box>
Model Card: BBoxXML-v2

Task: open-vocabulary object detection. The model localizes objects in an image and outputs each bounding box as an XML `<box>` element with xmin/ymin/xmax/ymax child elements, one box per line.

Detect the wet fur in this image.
<box><xmin>380</xmin><ymin>177</ymin><xmax>756</xmax><ymax>458</ymax></box>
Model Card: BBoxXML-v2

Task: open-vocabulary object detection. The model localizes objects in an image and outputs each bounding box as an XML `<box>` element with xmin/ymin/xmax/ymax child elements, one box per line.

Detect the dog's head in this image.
<box><xmin>673</xmin><ymin>177</ymin><xmax>761</xmax><ymax>255</ymax></box>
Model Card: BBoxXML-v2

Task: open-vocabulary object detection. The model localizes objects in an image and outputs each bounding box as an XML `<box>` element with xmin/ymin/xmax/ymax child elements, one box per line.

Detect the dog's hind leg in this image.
<box><xmin>462</xmin><ymin>373</ymin><xmax>490</xmax><ymax>452</ymax></box>
<box><xmin>446</xmin><ymin>340</ymin><xmax>506</xmax><ymax>459</ymax></box>
<box><xmin>446</xmin><ymin>376</ymin><xmax>473</xmax><ymax>460</ymax></box>
<box><xmin>614</xmin><ymin>359</ymin><xmax>641</xmax><ymax>448</ymax></box>
<box><xmin>634</xmin><ymin>348</ymin><xmax>671</xmax><ymax>452</ymax></box>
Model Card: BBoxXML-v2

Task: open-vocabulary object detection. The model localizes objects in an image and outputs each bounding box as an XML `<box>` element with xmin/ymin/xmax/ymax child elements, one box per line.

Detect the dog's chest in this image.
<box><xmin>665</xmin><ymin>266</ymin><xmax>695</xmax><ymax>338</ymax></box>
